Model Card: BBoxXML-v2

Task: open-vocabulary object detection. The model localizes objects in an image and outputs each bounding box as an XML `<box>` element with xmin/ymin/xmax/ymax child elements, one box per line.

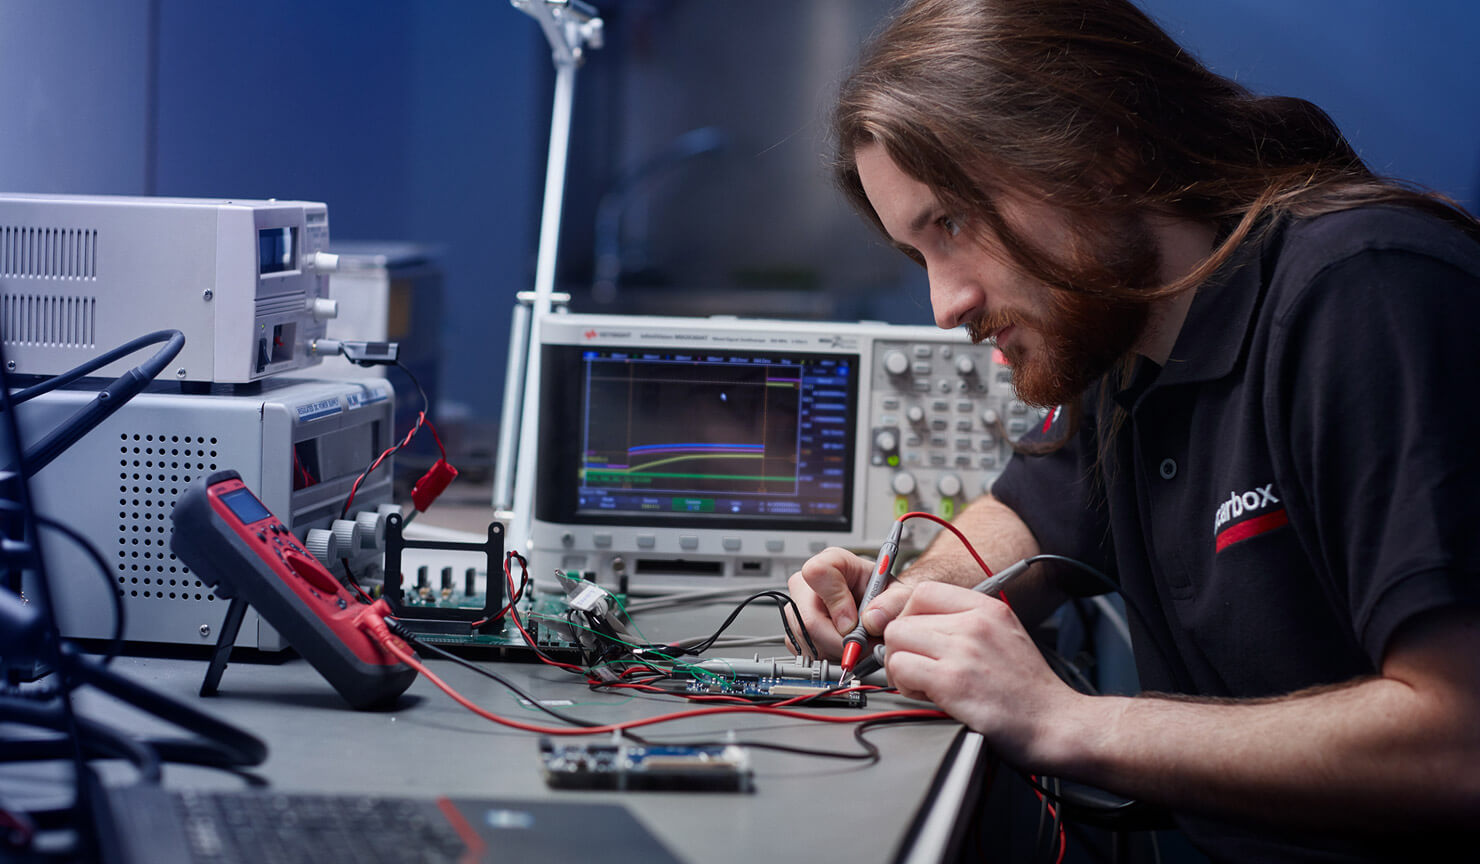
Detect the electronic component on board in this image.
<box><xmin>539</xmin><ymin>740</ymin><xmax>754</xmax><ymax>792</ymax></box>
<box><xmin>663</xmin><ymin>675</ymin><xmax>865</xmax><ymax>708</ymax></box>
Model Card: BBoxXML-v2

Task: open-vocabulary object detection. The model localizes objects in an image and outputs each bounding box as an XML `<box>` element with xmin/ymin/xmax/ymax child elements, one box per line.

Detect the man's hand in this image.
<box><xmin>883</xmin><ymin>581</ymin><xmax>1081</xmax><ymax>765</ymax></box>
<box><xmin>785</xmin><ymin>547</ymin><xmax>915</xmax><ymax>660</ymax></box>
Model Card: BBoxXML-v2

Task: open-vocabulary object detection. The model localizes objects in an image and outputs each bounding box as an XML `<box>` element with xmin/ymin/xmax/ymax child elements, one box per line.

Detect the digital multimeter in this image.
<box><xmin>171</xmin><ymin>470</ymin><xmax>416</xmax><ymax>709</ymax></box>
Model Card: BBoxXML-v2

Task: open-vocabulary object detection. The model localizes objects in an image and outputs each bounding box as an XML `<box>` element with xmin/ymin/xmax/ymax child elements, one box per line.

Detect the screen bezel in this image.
<box><xmin>534</xmin><ymin>343</ymin><xmax>859</xmax><ymax>532</ymax></box>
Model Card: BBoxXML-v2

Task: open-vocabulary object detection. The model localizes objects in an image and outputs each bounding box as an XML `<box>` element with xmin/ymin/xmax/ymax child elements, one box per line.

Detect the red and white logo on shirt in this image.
<box><xmin>1212</xmin><ymin>483</ymin><xmax>1288</xmax><ymax>553</ymax></box>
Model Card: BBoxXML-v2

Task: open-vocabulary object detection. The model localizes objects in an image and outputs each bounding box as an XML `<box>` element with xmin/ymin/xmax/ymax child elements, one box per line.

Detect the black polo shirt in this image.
<box><xmin>992</xmin><ymin>206</ymin><xmax>1480</xmax><ymax>861</ymax></box>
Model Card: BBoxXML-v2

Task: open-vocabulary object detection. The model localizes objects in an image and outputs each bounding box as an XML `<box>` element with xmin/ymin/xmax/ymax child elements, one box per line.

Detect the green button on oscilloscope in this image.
<box><xmin>672</xmin><ymin>498</ymin><xmax>715</xmax><ymax>513</ymax></box>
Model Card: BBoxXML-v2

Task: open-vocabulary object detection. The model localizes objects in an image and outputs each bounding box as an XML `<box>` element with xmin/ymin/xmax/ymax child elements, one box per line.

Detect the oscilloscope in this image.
<box><xmin>518</xmin><ymin>313</ymin><xmax>1042</xmax><ymax>589</ymax></box>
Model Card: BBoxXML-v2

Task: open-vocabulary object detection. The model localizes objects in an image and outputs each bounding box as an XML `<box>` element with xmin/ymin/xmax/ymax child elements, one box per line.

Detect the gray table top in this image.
<box><xmin>38</xmin><ymin>600</ymin><xmax>986</xmax><ymax>864</ymax></box>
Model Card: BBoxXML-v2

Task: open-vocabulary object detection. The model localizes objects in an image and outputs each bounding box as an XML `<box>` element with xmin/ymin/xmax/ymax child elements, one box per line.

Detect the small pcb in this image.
<box><xmin>664</xmin><ymin>675</ymin><xmax>865</xmax><ymax>708</ymax></box>
<box><xmin>540</xmin><ymin>740</ymin><xmax>754</xmax><ymax>792</ymax></box>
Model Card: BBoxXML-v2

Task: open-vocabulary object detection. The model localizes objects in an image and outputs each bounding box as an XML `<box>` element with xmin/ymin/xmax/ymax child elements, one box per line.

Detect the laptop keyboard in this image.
<box><xmin>162</xmin><ymin>789</ymin><xmax>471</xmax><ymax>864</ymax></box>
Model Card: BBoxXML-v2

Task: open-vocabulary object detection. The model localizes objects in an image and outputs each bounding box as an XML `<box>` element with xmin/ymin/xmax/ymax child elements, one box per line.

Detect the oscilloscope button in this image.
<box><xmin>593</xmin><ymin>533</ymin><xmax>613</xmax><ymax>548</ymax></box>
<box><xmin>680</xmin><ymin>536</ymin><xmax>700</xmax><ymax>551</ymax></box>
<box><xmin>637</xmin><ymin>535</ymin><xmax>657</xmax><ymax>549</ymax></box>
<box><xmin>766</xmin><ymin>539</ymin><xmax>785</xmax><ymax>553</ymax></box>
<box><xmin>722</xmin><ymin>537</ymin><xmax>742</xmax><ymax>551</ymax></box>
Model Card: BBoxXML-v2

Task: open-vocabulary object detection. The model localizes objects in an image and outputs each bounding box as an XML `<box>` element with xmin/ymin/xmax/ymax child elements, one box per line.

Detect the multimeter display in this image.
<box><xmin>219</xmin><ymin>487</ymin><xmax>272</xmax><ymax>525</ymax></box>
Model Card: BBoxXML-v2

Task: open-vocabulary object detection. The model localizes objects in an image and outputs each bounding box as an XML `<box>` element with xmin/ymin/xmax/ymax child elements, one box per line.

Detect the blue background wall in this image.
<box><xmin>2</xmin><ymin>0</ymin><xmax>1477</xmax><ymax>448</ymax></box>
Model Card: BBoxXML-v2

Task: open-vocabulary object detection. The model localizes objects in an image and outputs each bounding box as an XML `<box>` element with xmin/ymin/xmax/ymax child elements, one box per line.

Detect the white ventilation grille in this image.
<box><xmin>1</xmin><ymin>293</ymin><xmax>97</xmax><ymax>347</ymax></box>
<box><xmin>0</xmin><ymin>225</ymin><xmax>97</xmax><ymax>279</ymax></box>
<box><xmin>115</xmin><ymin>432</ymin><xmax>221</xmax><ymax>603</ymax></box>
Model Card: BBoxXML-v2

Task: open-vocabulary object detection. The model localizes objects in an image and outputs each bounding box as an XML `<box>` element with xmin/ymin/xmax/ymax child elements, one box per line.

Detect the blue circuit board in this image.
<box><xmin>540</xmin><ymin>740</ymin><xmax>754</xmax><ymax>792</ymax></box>
<box><xmin>671</xmin><ymin>675</ymin><xmax>865</xmax><ymax>708</ymax></box>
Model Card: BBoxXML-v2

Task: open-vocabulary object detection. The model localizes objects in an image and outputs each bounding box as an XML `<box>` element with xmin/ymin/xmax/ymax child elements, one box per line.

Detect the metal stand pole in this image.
<box><xmin>495</xmin><ymin>1</ymin><xmax>602</xmax><ymax>539</ymax></box>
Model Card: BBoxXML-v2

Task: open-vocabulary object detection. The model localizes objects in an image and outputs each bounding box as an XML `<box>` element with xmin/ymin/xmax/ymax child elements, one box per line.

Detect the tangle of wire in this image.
<box><xmin>340</xmin><ymin>361</ymin><xmax>440</xmax><ymax>519</ymax></box>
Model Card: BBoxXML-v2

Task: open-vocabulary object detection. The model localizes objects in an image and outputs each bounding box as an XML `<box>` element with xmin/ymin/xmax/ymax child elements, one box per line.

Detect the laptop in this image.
<box><xmin>94</xmin><ymin>783</ymin><xmax>686</xmax><ymax>864</ymax></box>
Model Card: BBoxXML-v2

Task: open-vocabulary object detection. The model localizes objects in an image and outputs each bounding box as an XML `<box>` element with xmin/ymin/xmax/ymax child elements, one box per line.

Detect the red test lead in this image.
<box><xmin>838</xmin><ymin>518</ymin><xmax>904</xmax><ymax>684</ymax></box>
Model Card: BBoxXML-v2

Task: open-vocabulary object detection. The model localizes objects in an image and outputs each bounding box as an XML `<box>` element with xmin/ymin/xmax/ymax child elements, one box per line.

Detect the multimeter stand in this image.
<box><xmin>199</xmin><ymin>596</ymin><xmax>251</xmax><ymax>697</ymax></box>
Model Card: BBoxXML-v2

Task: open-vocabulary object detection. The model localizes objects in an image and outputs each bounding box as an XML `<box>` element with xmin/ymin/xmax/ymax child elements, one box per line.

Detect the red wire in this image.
<box><xmin>377</xmin><ymin>635</ymin><xmax>947</xmax><ymax>736</ymax></box>
<box><xmin>500</xmin><ymin>554</ymin><xmax>587</xmax><ymax>675</ymax></box>
<box><xmin>1029</xmin><ymin>776</ymin><xmax>1069</xmax><ymax>864</ymax></box>
<box><xmin>898</xmin><ymin>511</ymin><xmax>995</xmax><ymax>579</ymax></box>
<box><xmin>425</xmin><ymin>416</ymin><xmax>448</xmax><ymax>458</ymax></box>
<box><xmin>343</xmin><ymin>409</ymin><xmax>428</xmax><ymax>514</ymax></box>
<box><xmin>895</xmin><ymin>510</ymin><xmax>1016</xmax><ymax>609</ymax></box>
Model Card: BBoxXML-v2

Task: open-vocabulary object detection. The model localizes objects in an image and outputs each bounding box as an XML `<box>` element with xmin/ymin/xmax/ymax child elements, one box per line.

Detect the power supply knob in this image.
<box><xmin>304</xmin><ymin>528</ymin><xmax>339</xmax><ymax>565</ymax></box>
<box><xmin>310</xmin><ymin>251</ymin><xmax>341</xmax><ymax>272</ymax></box>
<box><xmin>354</xmin><ymin>510</ymin><xmax>386</xmax><ymax>551</ymax></box>
<box><xmin>309</xmin><ymin>297</ymin><xmax>339</xmax><ymax>321</ymax></box>
<box><xmin>937</xmin><ymin>473</ymin><xmax>963</xmax><ymax>498</ymax></box>
<box><xmin>883</xmin><ymin>350</ymin><xmax>910</xmax><ymax>376</ymax></box>
<box><xmin>891</xmin><ymin>471</ymin><xmax>917</xmax><ymax>496</ymax></box>
<box><xmin>874</xmin><ymin>429</ymin><xmax>899</xmax><ymax>453</ymax></box>
<box><xmin>906</xmin><ymin>405</ymin><xmax>925</xmax><ymax>424</ymax></box>
<box><xmin>955</xmin><ymin>355</ymin><xmax>976</xmax><ymax>375</ymax></box>
<box><xmin>331</xmin><ymin>519</ymin><xmax>363</xmax><ymax>556</ymax></box>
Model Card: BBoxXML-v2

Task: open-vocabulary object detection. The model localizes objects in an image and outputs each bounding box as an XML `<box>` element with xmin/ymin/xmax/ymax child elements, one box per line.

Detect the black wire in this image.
<box><xmin>501</xmin><ymin>553</ymin><xmax>596</xmax><ymax>676</ymax></box>
<box><xmin>6</xmin><ymin>330</ymin><xmax>183</xmax><ymax>407</ymax></box>
<box><xmin>14</xmin><ymin>330</ymin><xmax>186</xmax><ymax>477</ymax></box>
<box><xmin>1021</xmin><ymin>553</ymin><xmax>1178</xmax><ymax>693</ymax></box>
<box><xmin>391</xmin><ymin>621</ymin><xmax>603</xmax><ymax>729</ymax></box>
<box><xmin>622</xmin><ymin>714</ymin><xmax>945</xmax><ymax>764</ymax></box>
<box><xmin>0</xmin><ymin>347</ymin><xmax>93</xmax><ymax>839</ymax></box>
<box><xmin>338</xmin><ymin>361</ymin><xmax>431</xmax><ymax>520</ymax></box>
<box><xmin>683</xmin><ymin>590</ymin><xmax>818</xmax><ymax>658</ymax></box>
<box><xmin>1048</xmin><ymin>777</ymin><xmax>1064</xmax><ymax>863</ymax></box>
<box><xmin>394</xmin><ymin>360</ymin><xmax>430</xmax><ymax>417</ymax></box>
<box><xmin>1042</xmin><ymin>647</ymin><xmax>1097</xmax><ymax>697</ymax></box>
<box><xmin>0</xmin><ymin>502</ymin><xmax>125</xmax><ymax>664</ymax></box>
<box><xmin>397</xmin><ymin>616</ymin><xmax>922</xmax><ymax>765</ymax></box>
<box><xmin>0</xmin><ymin>698</ymin><xmax>162</xmax><ymax>784</ymax></box>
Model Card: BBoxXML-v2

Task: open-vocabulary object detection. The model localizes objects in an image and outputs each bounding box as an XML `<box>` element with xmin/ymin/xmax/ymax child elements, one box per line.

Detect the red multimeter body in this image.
<box><xmin>171</xmin><ymin>470</ymin><xmax>415</xmax><ymax>709</ymax></box>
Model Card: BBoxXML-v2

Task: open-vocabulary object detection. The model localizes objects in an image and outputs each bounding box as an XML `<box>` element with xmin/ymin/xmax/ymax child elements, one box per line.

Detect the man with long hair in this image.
<box><xmin>789</xmin><ymin>0</ymin><xmax>1480</xmax><ymax>858</ymax></box>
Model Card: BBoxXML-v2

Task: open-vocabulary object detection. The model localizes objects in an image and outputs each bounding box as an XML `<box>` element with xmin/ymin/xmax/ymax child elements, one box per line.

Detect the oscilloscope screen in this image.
<box><xmin>535</xmin><ymin>345</ymin><xmax>857</xmax><ymax>531</ymax></box>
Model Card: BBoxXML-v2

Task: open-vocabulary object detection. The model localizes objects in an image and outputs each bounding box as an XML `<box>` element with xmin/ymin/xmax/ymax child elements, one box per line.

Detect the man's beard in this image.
<box><xmin>966</xmin><ymin>215</ymin><xmax>1160</xmax><ymax>408</ymax></box>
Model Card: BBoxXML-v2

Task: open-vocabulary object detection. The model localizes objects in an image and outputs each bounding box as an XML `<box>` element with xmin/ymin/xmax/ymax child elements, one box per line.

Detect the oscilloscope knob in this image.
<box><xmin>906</xmin><ymin>405</ymin><xmax>925</xmax><ymax>424</ymax></box>
<box><xmin>954</xmin><ymin>355</ymin><xmax>977</xmax><ymax>376</ymax></box>
<box><xmin>937</xmin><ymin>473</ymin><xmax>963</xmax><ymax>499</ymax></box>
<box><xmin>883</xmin><ymin>350</ymin><xmax>910</xmax><ymax>376</ymax></box>
<box><xmin>891</xmin><ymin>471</ymin><xmax>917</xmax><ymax>496</ymax></box>
<box><xmin>874</xmin><ymin>429</ymin><xmax>899</xmax><ymax>453</ymax></box>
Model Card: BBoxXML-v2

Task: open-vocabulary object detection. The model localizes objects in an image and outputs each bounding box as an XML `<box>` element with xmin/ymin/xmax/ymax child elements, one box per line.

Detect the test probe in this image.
<box><xmin>837</xmin><ymin>519</ymin><xmax>904</xmax><ymax>683</ymax></box>
<box><xmin>844</xmin><ymin>557</ymin><xmax>1034</xmax><ymax>683</ymax></box>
